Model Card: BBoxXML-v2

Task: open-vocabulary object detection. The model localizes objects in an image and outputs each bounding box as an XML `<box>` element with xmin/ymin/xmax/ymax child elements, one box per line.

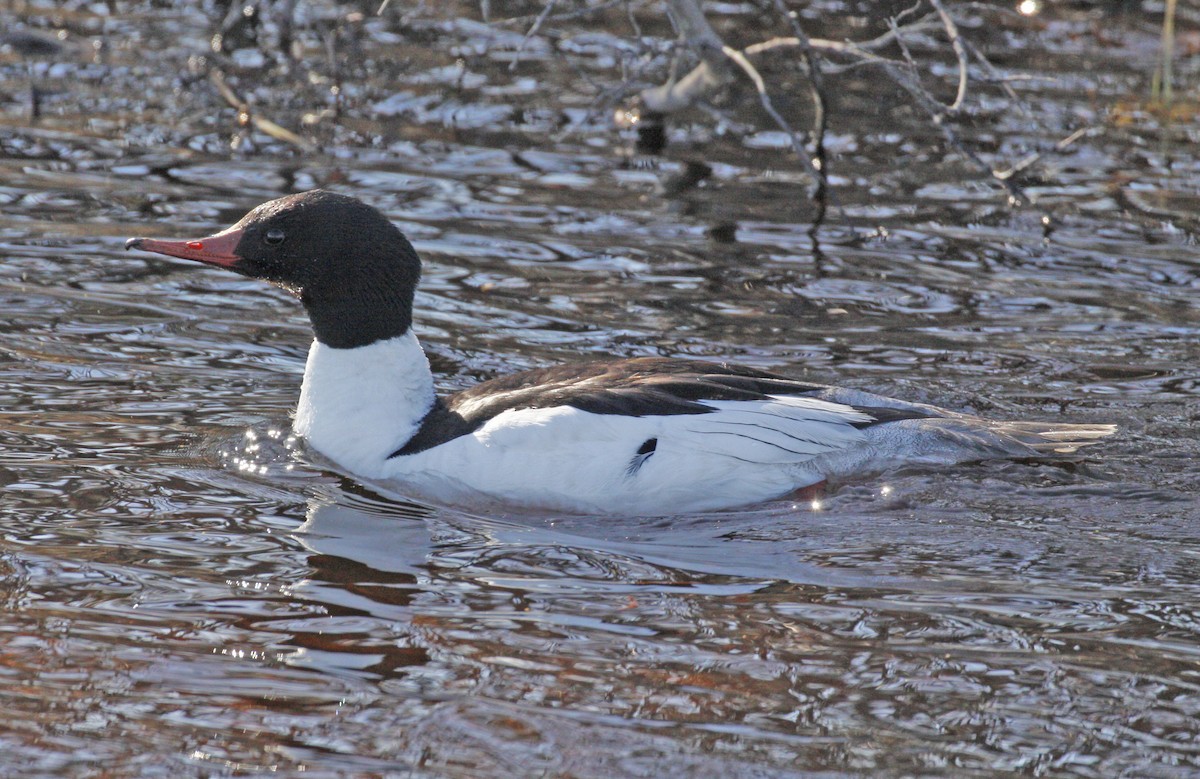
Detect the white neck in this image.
<box><xmin>293</xmin><ymin>330</ymin><xmax>435</xmax><ymax>477</ymax></box>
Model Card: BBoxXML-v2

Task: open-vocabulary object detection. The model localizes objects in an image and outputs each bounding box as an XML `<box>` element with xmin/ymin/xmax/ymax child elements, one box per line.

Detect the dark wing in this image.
<box><xmin>391</xmin><ymin>357</ymin><xmax>931</xmax><ymax>457</ymax></box>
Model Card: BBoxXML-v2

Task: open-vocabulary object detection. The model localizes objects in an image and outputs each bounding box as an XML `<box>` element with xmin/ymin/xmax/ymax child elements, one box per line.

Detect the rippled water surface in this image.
<box><xmin>3</xmin><ymin>1</ymin><xmax>1200</xmax><ymax>776</ymax></box>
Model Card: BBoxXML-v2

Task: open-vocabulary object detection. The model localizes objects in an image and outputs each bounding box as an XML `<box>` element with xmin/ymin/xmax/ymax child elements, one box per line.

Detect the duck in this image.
<box><xmin>126</xmin><ymin>190</ymin><xmax>1115</xmax><ymax>514</ymax></box>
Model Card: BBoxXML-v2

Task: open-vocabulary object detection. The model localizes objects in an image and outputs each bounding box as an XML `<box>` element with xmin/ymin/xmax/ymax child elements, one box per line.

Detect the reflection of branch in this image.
<box><xmin>1112</xmin><ymin>178</ymin><xmax>1199</xmax><ymax>232</ymax></box>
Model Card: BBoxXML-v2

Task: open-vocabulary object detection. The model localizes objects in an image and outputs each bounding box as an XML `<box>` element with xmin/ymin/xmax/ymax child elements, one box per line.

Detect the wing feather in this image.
<box><xmin>393</xmin><ymin>357</ymin><xmax>931</xmax><ymax>458</ymax></box>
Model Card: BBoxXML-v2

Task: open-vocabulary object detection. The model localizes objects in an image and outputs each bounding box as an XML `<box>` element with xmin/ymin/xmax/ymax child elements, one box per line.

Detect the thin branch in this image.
<box><xmin>510</xmin><ymin>0</ymin><xmax>558</xmax><ymax>70</ymax></box>
<box><xmin>489</xmin><ymin>0</ymin><xmax>635</xmax><ymax>27</ymax></box>
<box><xmin>1151</xmin><ymin>0</ymin><xmax>1177</xmax><ymax>103</ymax></box>
<box><xmin>770</xmin><ymin>0</ymin><xmax>828</xmax><ymax>210</ymax></box>
<box><xmin>624</xmin><ymin>0</ymin><xmax>642</xmax><ymax>37</ymax></box>
<box><xmin>209</xmin><ymin>68</ymin><xmax>317</xmax><ymax>152</ymax></box>
<box><xmin>720</xmin><ymin>45</ymin><xmax>825</xmax><ymax>191</ymax></box>
<box><xmin>894</xmin><ymin>0</ymin><xmax>925</xmax><ymax>25</ymax></box>
<box><xmin>645</xmin><ymin>10</ymin><xmax>946</xmax><ymax>114</ymax></box>
<box><xmin>743</xmin><ymin>16</ymin><xmax>945</xmax><ymax>59</ymax></box>
<box><xmin>886</xmin><ymin>16</ymin><xmax>1024</xmax><ymax>202</ymax></box>
<box><xmin>994</xmin><ymin>126</ymin><xmax>1096</xmax><ymax>181</ymax></box>
<box><xmin>959</xmin><ymin>36</ymin><xmax>1027</xmax><ymax>115</ymax></box>
<box><xmin>624</xmin><ymin>0</ymin><xmax>1028</xmax><ymax>205</ymax></box>
<box><xmin>664</xmin><ymin>0</ymin><xmax>731</xmax><ymax>80</ymax></box>
<box><xmin>927</xmin><ymin>0</ymin><xmax>968</xmax><ymax>111</ymax></box>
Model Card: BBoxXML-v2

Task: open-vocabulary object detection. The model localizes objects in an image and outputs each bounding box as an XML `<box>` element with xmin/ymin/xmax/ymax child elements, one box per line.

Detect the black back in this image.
<box><xmin>392</xmin><ymin>357</ymin><xmax>931</xmax><ymax>456</ymax></box>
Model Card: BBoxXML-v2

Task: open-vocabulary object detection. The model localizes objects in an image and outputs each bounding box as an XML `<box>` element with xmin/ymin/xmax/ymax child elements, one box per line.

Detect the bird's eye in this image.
<box><xmin>264</xmin><ymin>228</ymin><xmax>285</xmax><ymax>246</ymax></box>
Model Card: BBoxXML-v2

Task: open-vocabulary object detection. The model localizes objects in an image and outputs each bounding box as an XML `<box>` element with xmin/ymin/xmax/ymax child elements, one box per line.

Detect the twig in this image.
<box><xmin>624</xmin><ymin>0</ymin><xmax>642</xmax><ymax>37</ymax></box>
<box><xmin>625</xmin><ymin>0</ymin><xmax>1028</xmax><ymax>205</ymax></box>
<box><xmin>770</xmin><ymin>0</ymin><xmax>829</xmax><ymax>220</ymax></box>
<box><xmin>489</xmin><ymin>0</ymin><xmax>633</xmax><ymax>27</ymax></box>
<box><xmin>665</xmin><ymin>0</ymin><xmax>731</xmax><ymax>83</ymax></box>
<box><xmin>927</xmin><ymin>0</ymin><xmax>968</xmax><ymax>112</ymax></box>
<box><xmin>1112</xmin><ymin>180</ymin><xmax>1198</xmax><ymax>231</ymax></box>
<box><xmin>1151</xmin><ymin>0</ymin><xmax>1177</xmax><ymax>103</ymax></box>
<box><xmin>644</xmin><ymin>0</ymin><xmax>829</xmax><ymax>192</ymax></box>
<box><xmin>511</xmin><ymin>0</ymin><xmax>558</xmax><ymax>71</ymax></box>
<box><xmin>644</xmin><ymin>10</ymin><xmax>946</xmax><ymax>113</ymax></box>
<box><xmin>640</xmin><ymin>0</ymin><xmax>733</xmax><ymax>113</ymax></box>
<box><xmin>719</xmin><ymin>49</ymin><xmax>784</xmax><ymax>132</ymax></box>
<box><xmin>719</xmin><ymin>46</ymin><xmax>826</xmax><ymax>190</ymax></box>
<box><xmin>894</xmin><ymin>0</ymin><xmax>924</xmax><ymax>25</ymax></box>
<box><xmin>209</xmin><ymin>68</ymin><xmax>317</xmax><ymax>152</ymax></box>
<box><xmin>959</xmin><ymin>35</ymin><xmax>1027</xmax><ymax>115</ymax></box>
<box><xmin>994</xmin><ymin>126</ymin><xmax>1096</xmax><ymax>180</ymax></box>
<box><xmin>887</xmin><ymin>15</ymin><xmax>1025</xmax><ymax>202</ymax></box>
<box><xmin>743</xmin><ymin>17</ymin><xmax>944</xmax><ymax>59</ymax></box>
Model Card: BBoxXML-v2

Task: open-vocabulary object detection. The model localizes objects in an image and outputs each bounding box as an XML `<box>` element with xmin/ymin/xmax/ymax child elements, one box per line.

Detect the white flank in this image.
<box><xmin>290</xmin><ymin>335</ymin><xmax>1115</xmax><ymax>515</ymax></box>
<box><xmin>379</xmin><ymin>394</ymin><xmax>873</xmax><ymax>514</ymax></box>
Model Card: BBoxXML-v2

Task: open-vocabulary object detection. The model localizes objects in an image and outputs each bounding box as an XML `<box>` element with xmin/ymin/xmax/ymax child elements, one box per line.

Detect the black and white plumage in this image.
<box><xmin>393</xmin><ymin>357</ymin><xmax>931</xmax><ymax>456</ymax></box>
<box><xmin>126</xmin><ymin>190</ymin><xmax>1115</xmax><ymax>514</ymax></box>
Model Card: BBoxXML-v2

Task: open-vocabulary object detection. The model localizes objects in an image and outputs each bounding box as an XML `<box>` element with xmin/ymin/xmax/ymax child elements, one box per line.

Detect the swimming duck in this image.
<box><xmin>126</xmin><ymin>190</ymin><xmax>1115</xmax><ymax>514</ymax></box>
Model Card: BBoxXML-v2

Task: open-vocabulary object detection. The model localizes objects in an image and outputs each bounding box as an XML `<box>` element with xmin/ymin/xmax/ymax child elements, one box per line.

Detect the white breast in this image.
<box><xmin>293</xmin><ymin>332</ymin><xmax>436</xmax><ymax>477</ymax></box>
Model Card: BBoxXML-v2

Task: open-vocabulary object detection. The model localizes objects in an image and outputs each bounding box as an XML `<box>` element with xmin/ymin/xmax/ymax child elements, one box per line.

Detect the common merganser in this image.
<box><xmin>126</xmin><ymin>190</ymin><xmax>1115</xmax><ymax>514</ymax></box>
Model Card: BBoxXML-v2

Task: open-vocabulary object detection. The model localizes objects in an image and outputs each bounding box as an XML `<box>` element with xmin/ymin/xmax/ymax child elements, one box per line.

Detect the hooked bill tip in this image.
<box><xmin>124</xmin><ymin>237</ymin><xmax>144</xmax><ymax>251</ymax></box>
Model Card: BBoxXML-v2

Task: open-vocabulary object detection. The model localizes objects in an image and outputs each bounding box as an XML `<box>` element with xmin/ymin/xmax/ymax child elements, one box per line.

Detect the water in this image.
<box><xmin>2</xmin><ymin>2</ymin><xmax>1199</xmax><ymax>776</ymax></box>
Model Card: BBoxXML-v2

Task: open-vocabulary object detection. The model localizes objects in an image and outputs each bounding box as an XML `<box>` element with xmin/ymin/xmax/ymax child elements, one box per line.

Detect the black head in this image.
<box><xmin>127</xmin><ymin>190</ymin><xmax>422</xmax><ymax>349</ymax></box>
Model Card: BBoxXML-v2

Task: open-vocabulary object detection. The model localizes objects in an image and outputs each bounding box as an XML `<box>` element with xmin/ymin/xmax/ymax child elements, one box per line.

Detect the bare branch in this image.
<box><xmin>624</xmin><ymin>0</ymin><xmax>643</xmax><ymax>37</ymax></box>
<box><xmin>927</xmin><ymin>0</ymin><xmax>969</xmax><ymax>112</ymax></box>
<box><xmin>852</xmin><ymin>14</ymin><xmax>1024</xmax><ymax>202</ymax></box>
<box><xmin>489</xmin><ymin>0</ymin><xmax>634</xmax><ymax>25</ymax></box>
<box><xmin>209</xmin><ymin>68</ymin><xmax>316</xmax><ymax>152</ymax></box>
<box><xmin>994</xmin><ymin>126</ymin><xmax>1097</xmax><ymax>181</ymax></box>
<box><xmin>718</xmin><ymin>46</ymin><xmax>826</xmax><ymax>193</ymax></box>
<box><xmin>664</xmin><ymin>0</ymin><xmax>725</xmax><ymax>55</ymax></box>
<box><xmin>616</xmin><ymin>0</ymin><xmax>1035</xmax><ymax>205</ymax></box>
<box><xmin>770</xmin><ymin>0</ymin><xmax>829</xmax><ymax>213</ymax></box>
<box><xmin>641</xmin><ymin>0</ymin><xmax>733</xmax><ymax>113</ymax></box>
<box><xmin>744</xmin><ymin>16</ymin><xmax>945</xmax><ymax>59</ymax></box>
<box><xmin>511</xmin><ymin>0</ymin><xmax>559</xmax><ymax>71</ymax></box>
<box><xmin>959</xmin><ymin>36</ymin><xmax>1027</xmax><ymax>115</ymax></box>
